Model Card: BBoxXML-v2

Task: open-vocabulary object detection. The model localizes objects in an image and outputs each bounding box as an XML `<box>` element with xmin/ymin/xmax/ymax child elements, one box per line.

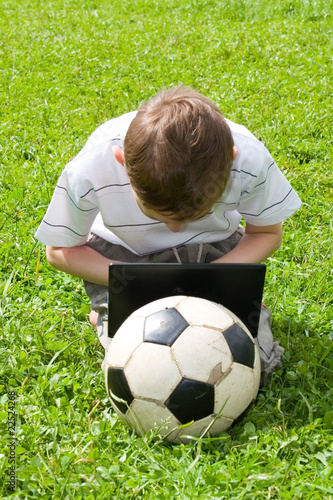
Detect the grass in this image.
<box><xmin>0</xmin><ymin>0</ymin><xmax>332</xmax><ymax>497</ymax></box>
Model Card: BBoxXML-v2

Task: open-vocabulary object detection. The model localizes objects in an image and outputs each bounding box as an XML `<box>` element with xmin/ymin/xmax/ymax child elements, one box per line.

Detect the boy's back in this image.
<box><xmin>35</xmin><ymin>110</ymin><xmax>300</xmax><ymax>255</ymax></box>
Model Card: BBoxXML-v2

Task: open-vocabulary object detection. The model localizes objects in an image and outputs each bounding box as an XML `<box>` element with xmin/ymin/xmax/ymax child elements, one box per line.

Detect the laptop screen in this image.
<box><xmin>108</xmin><ymin>263</ymin><xmax>266</xmax><ymax>338</ymax></box>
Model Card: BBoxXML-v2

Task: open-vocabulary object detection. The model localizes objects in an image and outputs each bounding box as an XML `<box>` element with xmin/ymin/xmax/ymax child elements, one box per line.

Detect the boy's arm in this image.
<box><xmin>212</xmin><ymin>222</ymin><xmax>283</xmax><ymax>264</ymax></box>
<box><xmin>46</xmin><ymin>245</ymin><xmax>120</xmax><ymax>287</ymax></box>
<box><xmin>45</xmin><ymin>223</ymin><xmax>282</xmax><ymax>284</ymax></box>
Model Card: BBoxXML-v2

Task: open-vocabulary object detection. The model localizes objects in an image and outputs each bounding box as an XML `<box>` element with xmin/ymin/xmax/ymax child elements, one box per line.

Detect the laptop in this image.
<box><xmin>108</xmin><ymin>263</ymin><xmax>266</xmax><ymax>338</ymax></box>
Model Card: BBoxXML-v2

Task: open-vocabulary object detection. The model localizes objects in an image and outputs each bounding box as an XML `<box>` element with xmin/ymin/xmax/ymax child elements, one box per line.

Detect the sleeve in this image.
<box><xmin>34</xmin><ymin>166</ymin><xmax>99</xmax><ymax>247</ymax></box>
<box><xmin>236</xmin><ymin>147</ymin><xmax>301</xmax><ymax>226</ymax></box>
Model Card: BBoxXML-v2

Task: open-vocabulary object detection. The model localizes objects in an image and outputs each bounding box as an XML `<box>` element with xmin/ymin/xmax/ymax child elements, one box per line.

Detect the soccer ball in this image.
<box><xmin>105</xmin><ymin>295</ymin><xmax>261</xmax><ymax>443</ymax></box>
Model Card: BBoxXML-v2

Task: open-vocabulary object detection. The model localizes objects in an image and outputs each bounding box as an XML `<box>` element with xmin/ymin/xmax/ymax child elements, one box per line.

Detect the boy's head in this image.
<box><xmin>123</xmin><ymin>85</ymin><xmax>235</xmax><ymax>223</ymax></box>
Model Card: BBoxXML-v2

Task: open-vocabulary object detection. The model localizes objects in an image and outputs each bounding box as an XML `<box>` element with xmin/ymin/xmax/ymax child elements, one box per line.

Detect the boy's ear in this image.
<box><xmin>233</xmin><ymin>146</ymin><xmax>238</xmax><ymax>160</ymax></box>
<box><xmin>112</xmin><ymin>145</ymin><xmax>125</xmax><ymax>165</ymax></box>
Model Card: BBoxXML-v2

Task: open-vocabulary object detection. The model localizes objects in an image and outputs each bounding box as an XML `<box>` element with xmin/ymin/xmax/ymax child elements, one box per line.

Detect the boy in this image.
<box><xmin>35</xmin><ymin>86</ymin><xmax>301</xmax><ymax>384</ymax></box>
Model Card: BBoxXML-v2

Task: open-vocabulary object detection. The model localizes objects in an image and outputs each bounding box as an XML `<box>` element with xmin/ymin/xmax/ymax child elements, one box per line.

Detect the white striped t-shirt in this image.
<box><xmin>35</xmin><ymin>112</ymin><xmax>301</xmax><ymax>255</ymax></box>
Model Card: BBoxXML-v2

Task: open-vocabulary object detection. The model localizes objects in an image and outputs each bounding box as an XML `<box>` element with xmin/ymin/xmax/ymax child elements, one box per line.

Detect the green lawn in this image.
<box><xmin>1</xmin><ymin>0</ymin><xmax>332</xmax><ymax>498</ymax></box>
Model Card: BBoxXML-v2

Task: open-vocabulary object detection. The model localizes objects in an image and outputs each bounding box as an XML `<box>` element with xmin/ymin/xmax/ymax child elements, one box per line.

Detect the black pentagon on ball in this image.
<box><xmin>106</xmin><ymin>367</ymin><xmax>134</xmax><ymax>415</ymax></box>
<box><xmin>223</xmin><ymin>324</ymin><xmax>255</xmax><ymax>368</ymax></box>
<box><xmin>143</xmin><ymin>307</ymin><xmax>189</xmax><ymax>346</ymax></box>
<box><xmin>165</xmin><ymin>378</ymin><xmax>215</xmax><ymax>424</ymax></box>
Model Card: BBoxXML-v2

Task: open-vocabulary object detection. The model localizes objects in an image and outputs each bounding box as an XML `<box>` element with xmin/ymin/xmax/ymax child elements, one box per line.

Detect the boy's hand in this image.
<box><xmin>212</xmin><ymin>222</ymin><xmax>283</xmax><ymax>264</ymax></box>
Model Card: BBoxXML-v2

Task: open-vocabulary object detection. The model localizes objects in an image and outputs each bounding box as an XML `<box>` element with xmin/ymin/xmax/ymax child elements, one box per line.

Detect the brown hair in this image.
<box><xmin>124</xmin><ymin>85</ymin><xmax>234</xmax><ymax>221</ymax></box>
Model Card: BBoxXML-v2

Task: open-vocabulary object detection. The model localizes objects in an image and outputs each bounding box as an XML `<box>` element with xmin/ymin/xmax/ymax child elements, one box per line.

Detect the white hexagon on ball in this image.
<box><xmin>177</xmin><ymin>413</ymin><xmax>234</xmax><ymax>443</ymax></box>
<box><xmin>126</xmin><ymin>398</ymin><xmax>180</xmax><ymax>441</ymax></box>
<box><xmin>214</xmin><ymin>362</ymin><xmax>261</xmax><ymax>420</ymax></box>
<box><xmin>176</xmin><ymin>296</ymin><xmax>234</xmax><ymax>330</ymax></box>
<box><xmin>171</xmin><ymin>326</ymin><xmax>233</xmax><ymax>384</ymax></box>
<box><xmin>125</xmin><ymin>342</ymin><xmax>182</xmax><ymax>400</ymax></box>
<box><xmin>106</xmin><ymin>316</ymin><xmax>145</xmax><ymax>368</ymax></box>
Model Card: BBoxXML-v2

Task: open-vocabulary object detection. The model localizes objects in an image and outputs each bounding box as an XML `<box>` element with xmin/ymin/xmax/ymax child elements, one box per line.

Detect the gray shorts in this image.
<box><xmin>84</xmin><ymin>229</ymin><xmax>284</xmax><ymax>385</ymax></box>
